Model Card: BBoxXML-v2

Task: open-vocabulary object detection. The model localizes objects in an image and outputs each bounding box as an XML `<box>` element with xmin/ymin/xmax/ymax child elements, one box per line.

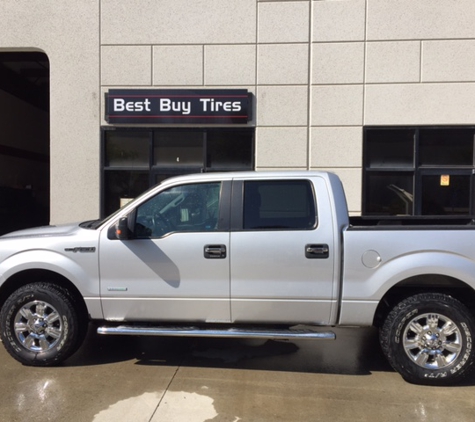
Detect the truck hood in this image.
<box><xmin>0</xmin><ymin>223</ymin><xmax>82</xmax><ymax>240</ymax></box>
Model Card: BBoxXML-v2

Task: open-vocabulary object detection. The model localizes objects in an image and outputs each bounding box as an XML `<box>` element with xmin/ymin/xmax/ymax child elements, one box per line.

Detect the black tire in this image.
<box><xmin>380</xmin><ymin>293</ymin><xmax>475</xmax><ymax>385</ymax></box>
<box><xmin>0</xmin><ymin>282</ymin><xmax>84</xmax><ymax>366</ymax></box>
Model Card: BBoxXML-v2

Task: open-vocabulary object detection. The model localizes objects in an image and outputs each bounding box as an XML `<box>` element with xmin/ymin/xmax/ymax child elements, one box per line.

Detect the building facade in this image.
<box><xmin>2</xmin><ymin>0</ymin><xmax>475</xmax><ymax>232</ymax></box>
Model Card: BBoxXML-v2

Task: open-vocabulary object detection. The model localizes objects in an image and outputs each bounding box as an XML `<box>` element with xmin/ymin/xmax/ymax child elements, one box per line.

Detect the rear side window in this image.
<box><xmin>243</xmin><ymin>180</ymin><xmax>316</xmax><ymax>230</ymax></box>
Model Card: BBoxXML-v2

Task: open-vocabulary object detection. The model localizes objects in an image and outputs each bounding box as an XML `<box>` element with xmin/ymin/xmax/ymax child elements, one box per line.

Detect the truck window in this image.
<box><xmin>134</xmin><ymin>182</ymin><xmax>221</xmax><ymax>238</ymax></box>
<box><xmin>243</xmin><ymin>180</ymin><xmax>316</xmax><ymax>230</ymax></box>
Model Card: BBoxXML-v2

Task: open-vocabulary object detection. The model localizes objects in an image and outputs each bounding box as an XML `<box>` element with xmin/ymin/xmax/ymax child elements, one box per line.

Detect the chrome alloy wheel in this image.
<box><xmin>403</xmin><ymin>313</ymin><xmax>463</xmax><ymax>370</ymax></box>
<box><xmin>13</xmin><ymin>300</ymin><xmax>63</xmax><ymax>352</ymax></box>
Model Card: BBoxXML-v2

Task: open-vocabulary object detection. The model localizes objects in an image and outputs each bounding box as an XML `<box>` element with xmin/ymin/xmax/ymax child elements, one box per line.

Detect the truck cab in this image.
<box><xmin>99</xmin><ymin>172</ymin><xmax>345</xmax><ymax>326</ymax></box>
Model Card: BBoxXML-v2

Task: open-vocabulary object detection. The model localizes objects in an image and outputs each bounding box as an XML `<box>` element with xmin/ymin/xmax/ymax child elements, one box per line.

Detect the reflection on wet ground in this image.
<box><xmin>0</xmin><ymin>325</ymin><xmax>474</xmax><ymax>421</ymax></box>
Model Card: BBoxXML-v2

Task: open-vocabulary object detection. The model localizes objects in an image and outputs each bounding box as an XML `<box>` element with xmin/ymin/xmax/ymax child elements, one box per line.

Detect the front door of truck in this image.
<box><xmin>99</xmin><ymin>180</ymin><xmax>231</xmax><ymax>322</ymax></box>
<box><xmin>230</xmin><ymin>177</ymin><xmax>336</xmax><ymax>325</ymax></box>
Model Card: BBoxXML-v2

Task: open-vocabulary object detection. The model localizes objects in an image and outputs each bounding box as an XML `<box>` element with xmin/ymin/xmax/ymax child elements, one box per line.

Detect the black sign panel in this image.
<box><xmin>106</xmin><ymin>89</ymin><xmax>249</xmax><ymax>124</ymax></box>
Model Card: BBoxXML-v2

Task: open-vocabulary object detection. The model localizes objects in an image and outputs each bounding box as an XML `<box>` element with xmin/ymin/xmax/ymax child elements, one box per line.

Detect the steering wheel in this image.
<box><xmin>151</xmin><ymin>212</ymin><xmax>172</xmax><ymax>237</ymax></box>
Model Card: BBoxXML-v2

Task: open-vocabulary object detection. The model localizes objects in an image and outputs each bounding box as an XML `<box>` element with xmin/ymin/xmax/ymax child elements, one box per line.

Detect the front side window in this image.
<box><xmin>134</xmin><ymin>182</ymin><xmax>221</xmax><ymax>238</ymax></box>
<box><xmin>243</xmin><ymin>180</ymin><xmax>316</xmax><ymax>230</ymax></box>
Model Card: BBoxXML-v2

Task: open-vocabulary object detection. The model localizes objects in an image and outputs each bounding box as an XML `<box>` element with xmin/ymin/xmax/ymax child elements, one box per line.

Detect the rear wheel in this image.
<box><xmin>0</xmin><ymin>282</ymin><xmax>85</xmax><ymax>366</ymax></box>
<box><xmin>380</xmin><ymin>293</ymin><xmax>475</xmax><ymax>385</ymax></box>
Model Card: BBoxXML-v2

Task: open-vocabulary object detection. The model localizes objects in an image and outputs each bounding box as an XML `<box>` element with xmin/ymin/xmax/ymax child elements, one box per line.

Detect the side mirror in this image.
<box><xmin>116</xmin><ymin>217</ymin><xmax>130</xmax><ymax>240</ymax></box>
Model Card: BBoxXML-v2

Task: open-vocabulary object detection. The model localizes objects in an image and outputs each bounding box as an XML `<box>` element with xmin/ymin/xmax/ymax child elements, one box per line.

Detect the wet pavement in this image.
<box><xmin>1</xmin><ymin>325</ymin><xmax>475</xmax><ymax>421</ymax></box>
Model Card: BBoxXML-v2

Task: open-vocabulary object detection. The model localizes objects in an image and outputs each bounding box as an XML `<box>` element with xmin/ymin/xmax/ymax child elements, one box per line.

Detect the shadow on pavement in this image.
<box><xmin>64</xmin><ymin>323</ymin><xmax>401</xmax><ymax>379</ymax></box>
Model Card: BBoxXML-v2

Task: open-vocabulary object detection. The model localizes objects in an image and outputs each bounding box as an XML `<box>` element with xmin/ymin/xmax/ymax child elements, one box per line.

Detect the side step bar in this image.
<box><xmin>97</xmin><ymin>325</ymin><xmax>336</xmax><ymax>341</ymax></box>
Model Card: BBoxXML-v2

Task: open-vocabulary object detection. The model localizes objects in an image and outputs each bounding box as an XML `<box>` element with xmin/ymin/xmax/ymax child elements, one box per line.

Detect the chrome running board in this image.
<box><xmin>97</xmin><ymin>325</ymin><xmax>336</xmax><ymax>340</ymax></box>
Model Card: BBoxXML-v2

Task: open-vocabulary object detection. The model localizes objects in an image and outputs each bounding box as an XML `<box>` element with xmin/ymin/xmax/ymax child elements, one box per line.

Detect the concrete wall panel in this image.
<box><xmin>365</xmin><ymin>83</ymin><xmax>475</xmax><ymax>125</ymax></box>
<box><xmin>258</xmin><ymin>1</ymin><xmax>309</xmax><ymax>43</ymax></box>
<box><xmin>102</xmin><ymin>0</ymin><xmax>257</xmax><ymax>45</ymax></box>
<box><xmin>311</xmin><ymin>127</ymin><xmax>362</xmax><ymax>168</ymax></box>
<box><xmin>153</xmin><ymin>46</ymin><xmax>203</xmax><ymax>86</ymax></box>
<box><xmin>256</xmin><ymin>127</ymin><xmax>308</xmax><ymax>168</ymax></box>
<box><xmin>257</xmin><ymin>86</ymin><xmax>308</xmax><ymax>126</ymax></box>
<box><xmin>366</xmin><ymin>41</ymin><xmax>421</xmax><ymax>83</ymax></box>
<box><xmin>204</xmin><ymin>45</ymin><xmax>256</xmax><ymax>86</ymax></box>
<box><xmin>313</xmin><ymin>43</ymin><xmax>364</xmax><ymax>84</ymax></box>
<box><xmin>313</xmin><ymin>0</ymin><xmax>366</xmax><ymax>42</ymax></box>
<box><xmin>367</xmin><ymin>0</ymin><xmax>475</xmax><ymax>40</ymax></box>
<box><xmin>422</xmin><ymin>40</ymin><xmax>475</xmax><ymax>82</ymax></box>
<box><xmin>312</xmin><ymin>85</ymin><xmax>364</xmax><ymax>126</ymax></box>
<box><xmin>101</xmin><ymin>46</ymin><xmax>151</xmax><ymax>86</ymax></box>
<box><xmin>258</xmin><ymin>44</ymin><xmax>308</xmax><ymax>85</ymax></box>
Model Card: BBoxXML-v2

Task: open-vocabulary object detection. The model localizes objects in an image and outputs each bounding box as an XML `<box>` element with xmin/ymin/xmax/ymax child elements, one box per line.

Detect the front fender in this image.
<box><xmin>0</xmin><ymin>249</ymin><xmax>100</xmax><ymax>297</ymax></box>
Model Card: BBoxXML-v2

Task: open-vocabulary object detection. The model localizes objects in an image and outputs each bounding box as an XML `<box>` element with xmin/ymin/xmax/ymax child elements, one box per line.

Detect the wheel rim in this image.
<box><xmin>13</xmin><ymin>300</ymin><xmax>63</xmax><ymax>352</ymax></box>
<box><xmin>403</xmin><ymin>312</ymin><xmax>463</xmax><ymax>370</ymax></box>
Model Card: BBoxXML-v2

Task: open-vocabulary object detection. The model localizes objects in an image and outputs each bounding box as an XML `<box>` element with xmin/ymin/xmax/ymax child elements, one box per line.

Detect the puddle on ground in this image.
<box><xmin>93</xmin><ymin>391</ymin><xmax>220</xmax><ymax>422</ymax></box>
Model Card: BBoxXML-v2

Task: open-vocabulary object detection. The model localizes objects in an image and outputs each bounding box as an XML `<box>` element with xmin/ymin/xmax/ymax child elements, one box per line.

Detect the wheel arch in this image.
<box><xmin>373</xmin><ymin>274</ymin><xmax>475</xmax><ymax>328</ymax></box>
<box><xmin>0</xmin><ymin>269</ymin><xmax>89</xmax><ymax>323</ymax></box>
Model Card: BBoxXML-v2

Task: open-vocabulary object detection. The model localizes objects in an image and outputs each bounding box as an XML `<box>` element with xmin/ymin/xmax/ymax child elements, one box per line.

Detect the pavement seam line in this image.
<box><xmin>148</xmin><ymin>365</ymin><xmax>181</xmax><ymax>422</ymax></box>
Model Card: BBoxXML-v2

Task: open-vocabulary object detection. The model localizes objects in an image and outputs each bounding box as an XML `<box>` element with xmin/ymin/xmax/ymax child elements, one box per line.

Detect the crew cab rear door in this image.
<box><xmin>230</xmin><ymin>176</ymin><xmax>336</xmax><ymax>325</ymax></box>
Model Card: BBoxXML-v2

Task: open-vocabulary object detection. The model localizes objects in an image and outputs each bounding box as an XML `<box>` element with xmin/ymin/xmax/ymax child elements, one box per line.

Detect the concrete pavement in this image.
<box><xmin>0</xmin><ymin>326</ymin><xmax>474</xmax><ymax>421</ymax></box>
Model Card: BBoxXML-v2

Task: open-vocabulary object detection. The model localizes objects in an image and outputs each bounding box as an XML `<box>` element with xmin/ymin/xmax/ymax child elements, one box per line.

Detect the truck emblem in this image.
<box><xmin>64</xmin><ymin>247</ymin><xmax>96</xmax><ymax>253</ymax></box>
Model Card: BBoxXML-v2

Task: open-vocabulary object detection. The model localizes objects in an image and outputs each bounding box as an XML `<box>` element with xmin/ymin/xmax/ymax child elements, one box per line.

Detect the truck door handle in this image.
<box><xmin>204</xmin><ymin>245</ymin><xmax>227</xmax><ymax>259</ymax></box>
<box><xmin>305</xmin><ymin>244</ymin><xmax>329</xmax><ymax>259</ymax></box>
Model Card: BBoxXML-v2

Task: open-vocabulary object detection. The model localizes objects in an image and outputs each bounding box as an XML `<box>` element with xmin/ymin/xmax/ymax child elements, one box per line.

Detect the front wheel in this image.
<box><xmin>380</xmin><ymin>293</ymin><xmax>475</xmax><ymax>385</ymax></box>
<box><xmin>0</xmin><ymin>283</ymin><xmax>84</xmax><ymax>366</ymax></box>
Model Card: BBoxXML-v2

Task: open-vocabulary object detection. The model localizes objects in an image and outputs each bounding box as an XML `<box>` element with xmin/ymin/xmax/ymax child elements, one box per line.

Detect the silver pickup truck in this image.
<box><xmin>1</xmin><ymin>171</ymin><xmax>475</xmax><ymax>385</ymax></box>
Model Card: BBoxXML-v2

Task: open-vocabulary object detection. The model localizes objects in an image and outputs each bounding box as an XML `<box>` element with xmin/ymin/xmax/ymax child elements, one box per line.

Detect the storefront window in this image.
<box><xmin>365</xmin><ymin>172</ymin><xmax>414</xmax><ymax>216</ymax></box>
<box><xmin>364</xmin><ymin>127</ymin><xmax>475</xmax><ymax>217</ymax></box>
<box><xmin>103</xmin><ymin>170</ymin><xmax>149</xmax><ymax>216</ymax></box>
<box><xmin>207</xmin><ymin>130</ymin><xmax>253</xmax><ymax>170</ymax></box>
<box><xmin>154</xmin><ymin>131</ymin><xmax>204</xmax><ymax>168</ymax></box>
<box><xmin>102</xmin><ymin>128</ymin><xmax>254</xmax><ymax>216</ymax></box>
<box><xmin>419</xmin><ymin>129</ymin><xmax>473</xmax><ymax>166</ymax></box>
<box><xmin>105</xmin><ymin>131</ymin><xmax>150</xmax><ymax>168</ymax></box>
<box><xmin>366</xmin><ymin>129</ymin><xmax>414</xmax><ymax>168</ymax></box>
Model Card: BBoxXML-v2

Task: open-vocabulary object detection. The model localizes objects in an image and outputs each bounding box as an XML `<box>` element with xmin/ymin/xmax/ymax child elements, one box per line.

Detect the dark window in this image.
<box><xmin>153</xmin><ymin>131</ymin><xmax>204</xmax><ymax>168</ymax></box>
<box><xmin>421</xmin><ymin>174</ymin><xmax>471</xmax><ymax>215</ymax></box>
<box><xmin>105</xmin><ymin>131</ymin><xmax>150</xmax><ymax>168</ymax></box>
<box><xmin>103</xmin><ymin>170</ymin><xmax>149</xmax><ymax>216</ymax></box>
<box><xmin>366</xmin><ymin>129</ymin><xmax>414</xmax><ymax>168</ymax></box>
<box><xmin>134</xmin><ymin>182</ymin><xmax>221</xmax><ymax>238</ymax></box>
<box><xmin>364</xmin><ymin>127</ymin><xmax>475</xmax><ymax>217</ymax></box>
<box><xmin>365</xmin><ymin>172</ymin><xmax>414</xmax><ymax>215</ymax></box>
<box><xmin>243</xmin><ymin>180</ymin><xmax>316</xmax><ymax>230</ymax></box>
<box><xmin>102</xmin><ymin>128</ymin><xmax>254</xmax><ymax>216</ymax></box>
<box><xmin>419</xmin><ymin>129</ymin><xmax>473</xmax><ymax>166</ymax></box>
<box><xmin>207</xmin><ymin>130</ymin><xmax>254</xmax><ymax>170</ymax></box>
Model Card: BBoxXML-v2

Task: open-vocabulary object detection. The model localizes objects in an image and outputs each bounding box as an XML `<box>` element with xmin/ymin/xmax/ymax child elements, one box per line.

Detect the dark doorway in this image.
<box><xmin>0</xmin><ymin>52</ymin><xmax>50</xmax><ymax>235</ymax></box>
